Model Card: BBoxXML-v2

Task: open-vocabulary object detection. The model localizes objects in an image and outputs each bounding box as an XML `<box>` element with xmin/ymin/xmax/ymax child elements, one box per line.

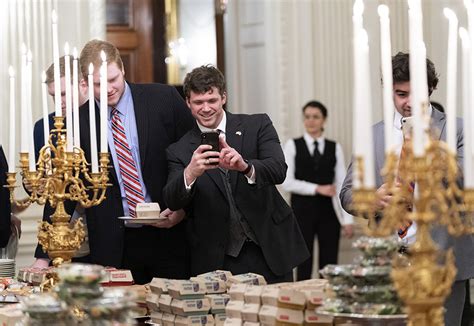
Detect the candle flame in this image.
<box><xmin>460</xmin><ymin>27</ymin><xmax>470</xmax><ymax>47</ymax></box>
<box><xmin>42</xmin><ymin>71</ymin><xmax>47</xmax><ymax>83</ymax></box>
<box><xmin>64</xmin><ymin>42</ymin><xmax>70</xmax><ymax>55</ymax></box>
<box><xmin>8</xmin><ymin>66</ymin><xmax>14</xmax><ymax>78</ymax></box>
<box><xmin>100</xmin><ymin>50</ymin><xmax>106</xmax><ymax>62</ymax></box>
<box><xmin>377</xmin><ymin>4</ymin><xmax>389</xmax><ymax>17</ymax></box>
<box><xmin>73</xmin><ymin>47</ymin><xmax>78</xmax><ymax>59</ymax></box>
<box><xmin>51</xmin><ymin>9</ymin><xmax>57</xmax><ymax>24</ymax></box>
<box><xmin>89</xmin><ymin>63</ymin><xmax>94</xmax><ymax>75</ymax></box>
<box><xmin>353</xmin><ymin>0</ymin><xmax>364</xmax><ymax>16</ymax></box>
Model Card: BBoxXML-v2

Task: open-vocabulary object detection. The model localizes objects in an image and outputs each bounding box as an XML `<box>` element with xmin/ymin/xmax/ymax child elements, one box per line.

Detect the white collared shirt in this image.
<box><xmin>282</xmin><ymin>132</ymin><xmax>354</xmax><ymax>225</ymax></box>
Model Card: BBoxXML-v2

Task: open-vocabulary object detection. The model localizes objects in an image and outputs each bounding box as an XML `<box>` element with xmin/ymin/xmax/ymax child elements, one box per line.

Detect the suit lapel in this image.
<box><xmin>224</xmin><ymin>113</ymin><xmax>243</xmax><ymax>191</ymax></box>
<box><xmin>129</xmin><ymin>84</ymin><xmax>148</xmax><ymax>170</ymax></box>
<box><xmin>431</xmin><ymin>108</ymin><xmax>446</xmax><ymax>140</ymax></box>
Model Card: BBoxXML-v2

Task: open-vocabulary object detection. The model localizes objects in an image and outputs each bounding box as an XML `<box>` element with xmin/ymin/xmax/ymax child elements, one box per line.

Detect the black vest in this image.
<box><xmin>293</xmin><ymin>137</ymin><xmax>336</xmax><ymax>185</ymax></box>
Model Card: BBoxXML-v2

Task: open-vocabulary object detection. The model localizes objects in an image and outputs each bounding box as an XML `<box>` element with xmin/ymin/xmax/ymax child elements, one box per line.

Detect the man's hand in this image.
<box><xmin>218</xmin><ymin>138</ymin><xmax>248</xmax><ymax>172</ymax></box>
<box><xmin>10</xmin><ymin>214</ymin><xmax>21</xmax><ymax>239</ymax></box>
<box><xmin>316</xmin><ymin>184</ymin><xmax>336</xmax><ymax>197</ymax></box>
<box><xmin>30</xmin><ymin>258</ymin><xmax>50</xmax><ymax>269</ymax></box>
<box><xmin>342</xmin><ymin>224</ymin><xmax>354</xmax><ymax>238</ymax></box>
<box><xmin>375</xmin><ymin>183</ymin><xmax>395</xmax><ymax>210</ymax></box>
<box><xmin>184</xmin><ymin>145</ymin><xmax>220</xmax><ymax>184</ymax></box>
<box><xmin>151</xmin><ymin>208</ymin><xmax>186</xmax><ymax>229</ymax></box>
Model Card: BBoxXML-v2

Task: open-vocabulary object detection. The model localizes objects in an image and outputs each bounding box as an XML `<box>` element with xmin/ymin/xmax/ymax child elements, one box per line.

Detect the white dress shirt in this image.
<box><xmin>282</xmin><ymin>132</ymin><xmax>353</xmax><ymax>225</ymax></box>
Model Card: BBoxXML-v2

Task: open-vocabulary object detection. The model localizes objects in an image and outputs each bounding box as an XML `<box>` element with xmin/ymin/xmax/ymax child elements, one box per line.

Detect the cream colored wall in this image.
<box><xmin>1</xmin><ymin>0</ymin><xmax>105</xmax><ymax>270</ymax></box>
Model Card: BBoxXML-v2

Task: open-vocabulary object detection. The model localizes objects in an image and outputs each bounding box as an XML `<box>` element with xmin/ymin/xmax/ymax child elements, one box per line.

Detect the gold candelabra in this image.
<box><xmin>352</xmin><ymin>133</ymin><xmax>473</xmax><ymax>326</ymax></box>
<box><xmin>5</xmin><ymin>116</ymin><xmax>110</xmax><ymax>267</ymax></box>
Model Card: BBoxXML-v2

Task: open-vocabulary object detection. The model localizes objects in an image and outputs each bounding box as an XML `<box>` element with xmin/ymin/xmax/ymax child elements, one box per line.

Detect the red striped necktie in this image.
<box><xmin>111</xmin><ymin>108</ymin><xmax>145</xmax><ymax>218</ymax></box>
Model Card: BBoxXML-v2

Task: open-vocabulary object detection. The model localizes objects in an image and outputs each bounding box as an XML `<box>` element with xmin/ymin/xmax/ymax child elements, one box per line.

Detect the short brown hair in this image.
<box><xmin>183</xmin><ymin>65</ymin><xmax>226</xmax><ymax>98</ymax></box>
<box><xmin>79</xmin><ymin>39</ymin><xmax>123</xmax><ymax>79</ymax></box>
<box><xmin>392</xmin><ymin>52</ymin><xmax>439</xmax><ymax>96</ymax></box>
<box><xmin>45</xmin><ymin>55</ymin><xmax>73</xmax><ymax>84</ymax></box>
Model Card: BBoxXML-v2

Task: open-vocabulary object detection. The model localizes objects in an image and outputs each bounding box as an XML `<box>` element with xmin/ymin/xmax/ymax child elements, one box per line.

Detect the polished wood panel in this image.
<box><xmin>106</xmin><ymin>0</ymin><xmax>154</xmax><ymax>83</ymax></box>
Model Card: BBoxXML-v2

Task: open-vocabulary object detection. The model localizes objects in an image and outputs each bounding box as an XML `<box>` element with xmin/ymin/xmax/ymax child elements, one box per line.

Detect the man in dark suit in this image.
<box><xmin>35</xmin><ymin>39</ymin><xmax>195</xmax><ymax>284</ymax></box>
<box><xmin>163</xmin><ymin>65</ymin><xmax>309</xmax><ymax>283</ymax></box>
<box><xmin>0</xmin><ymin>146</ymin><xmax>11</xmax><ymax>247</ymax></box>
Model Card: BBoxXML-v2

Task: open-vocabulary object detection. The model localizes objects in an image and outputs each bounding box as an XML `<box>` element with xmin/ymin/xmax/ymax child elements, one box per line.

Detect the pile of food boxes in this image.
<box><xmin>146</xmin><ymin>271</ymin><xmax>330</xmax><ymax>326</ymax></box>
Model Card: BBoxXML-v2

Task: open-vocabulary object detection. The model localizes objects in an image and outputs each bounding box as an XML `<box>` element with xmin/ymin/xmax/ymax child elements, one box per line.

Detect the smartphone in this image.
<box><xmin>200</xmin><ymin>131</ymin><xmax>220</xmax><ymax>152</ymax></box>
<box><xmin>401</xmin><ymin>116</ymin><xmax>413</xmax><ymax>138</ymax></box>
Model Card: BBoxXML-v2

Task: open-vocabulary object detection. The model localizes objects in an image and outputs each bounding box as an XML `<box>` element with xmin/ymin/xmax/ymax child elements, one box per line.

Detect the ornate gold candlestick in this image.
<box><xmin>352</xmin><ymin>136</ymin><xmax>472</xmax><ymax>326</ymax></box>
<box><xmin>5</xmin><ymin>116</ymin><xmax>110</xmax><ymax>267</ymax></box>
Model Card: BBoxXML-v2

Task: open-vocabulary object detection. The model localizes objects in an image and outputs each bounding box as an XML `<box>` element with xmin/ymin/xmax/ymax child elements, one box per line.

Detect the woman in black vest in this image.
<box><xmin>282</xmin><ymin>101</ymin><xmax>353</xmax><ymax>280</ymax></box>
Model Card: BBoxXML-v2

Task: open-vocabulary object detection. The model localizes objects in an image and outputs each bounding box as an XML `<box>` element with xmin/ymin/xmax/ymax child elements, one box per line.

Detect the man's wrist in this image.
<box><xmin>241</xmin><ymin>160</ymin><xmax>252</xmax><ymax>175</ymax></box>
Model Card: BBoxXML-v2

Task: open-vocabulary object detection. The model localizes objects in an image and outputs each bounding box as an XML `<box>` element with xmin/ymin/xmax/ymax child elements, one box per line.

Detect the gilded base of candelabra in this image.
<box><xmin>38</xmin><ymin>218</ymin><xmax>86</xmax><ymax>267</ymax></box>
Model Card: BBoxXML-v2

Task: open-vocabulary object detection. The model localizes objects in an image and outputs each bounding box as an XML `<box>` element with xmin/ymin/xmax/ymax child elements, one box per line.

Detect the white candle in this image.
<box><xmin>20</xmin><ymin>44</ymin><xmax>27</xmax><ymax>153</ymax></box>
<box><xmin>465</xmin><ymin>0</ymin><xmax>474</xmax><ymax>160</ymax></box>
<box><xmin>100</xmin><ymin>50</ymin><xmax>108</xmax><ymax>153</ymax></box>
<box><xmin>8</xmin><ymin>67</ymin><xmax>15</xmax><ymax>173</ymax></box>
<box><xmin>460</xmin><ymin>27</ymin><xmax>474</xmax><ymax>187</ymax></box>
<box><xmin>51</xmin><ymin>10</ymin><xmax>61</xmax><ymax>117</ymax></box>
<box><xmin>352</xmin><ymin>0</ymin><xmax>364</xmax><ymax>189</ymax></box>
<box><xmin>41</xmin><ymin>71</ymin><xmax>50</xmax><ymax>149</ymax></box>
<box><xmin>72</xmin><ymin>47</ymin><xmax>80</xmax><ymax>148</ymax></box>
<box><xmin>64</xmin><ymin>43</ymin><xmax>73</xmax><ymax>152</ymax></box>
<box><xmin>88</xmin><ymin>63</ymin><xmax>99</xmax><ymax>173</ymax></box>
<box><xmin>378</xmin><ymin>5</ymin><xmax>395</xmax><ymax>153</ymax></box>
<box><xmin>408</xmin><ymin>0</ymin><xmax>425</xmax><ymax>156</ymax></box>
<box><xmin>359</xmin><ymin>30</ymin><xmax>375</xmax><ymax>188</ymax></box>
<box><xmin>444</xmin><ymin>8</ymin><xmax>458</xmax><ymax>153</ymax></box>
<box><xmin>26</xmin><ymin>51</ymin><xmax>36</xmax><ymax>172</ymax></box>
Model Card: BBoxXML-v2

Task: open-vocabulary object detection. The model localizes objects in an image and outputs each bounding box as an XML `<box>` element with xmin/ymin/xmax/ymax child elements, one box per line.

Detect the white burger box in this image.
<box><xmin>225</xmin><ymin>300</ymin><xmax>244</xmax><ymax>319</ymax></box>
<box><xmin>191</xmin><ymin>276</ymin><xmax>227</xmax><ymax>294</ymax></box>
<box><xmin>136</xmin><ymin>202</ymin><xmax>161</xmax><ymax>218</ymax></box>
<box><xmin>241</xmin><ymin>303</ymin><xmax>261</xmax><ymax>322</ymax></box>
<box><xmin>197</xmin><ymin>270</ymin><xmax>233</xmax><ymax>283</ymax></box>
<box><xmin>206</xmin><ymin>294</ymin><xmax>231</xmax><ymax>313</ymax></box>
<box><xmin>258</xmin><ymin>305</ymin><xmax>304</xmax><ymax>325</ymax></box>
<box><xmin>168</xmin><ymin>280</ymin><xmax>207</xmax><ymax>299</ymax></box>
<box><xmin>150</xmin><ymin>277</ymin><xmax>176</xmax><ymax>295</ymax></box>
<box><xmin>146</xmin><ymin>293</ymin><xmax>161</xmax><ymax>312</ymax></box>
<box><xmin>162</xmin><ymin>313</ymin><xmax>176</xmax><ymax>326</ymax></box>
<box><xmin>224</xmin><ymin>318</ymin><xmax>243</xmax><ymax>326</ymax></box>
<box><xmin>175</xmin><ymin>314</ymin><xmax>215</xmax><ymax>326</ymax></box>
<box><xmin>150</xmin><ymin>311</ymin><xmax>164</xmax><ymax>324</ymax></box>
<box><xmin>228</xmin><ymin>283</ymin><xmax>248</xmax><ymax>301</ymax></box>
<box><xmin>243</xmin><ymin>323</ymin><xmax>260</xmax><ymax>326</ymax></box>
<box><xmin>171</xmin><ymin>297</ymin><xmax>211</xmax><ymax>316</ymax></box>
<box><xmin>214</xmin><ymin>313</ymin><xmax>227</xmax><ymax>326</ymax></box>
<box><xmin>228</xmin><ymin>273</ymin><xmax>267</xmax><ymax>286</ymax></box>
<box><xmin>244</xmin><ymin>285</ymin><xmax>263</xmax><ymax>304</ymax></box>
<box><xmin>303</xmin><ymin>310</ymin><xmax>333</xmax><ymax>325</ymax></box>
<box><xmin>159</xmin><ymin>294</ymin><xmax>173</xmax><ymax>313</ymax></box>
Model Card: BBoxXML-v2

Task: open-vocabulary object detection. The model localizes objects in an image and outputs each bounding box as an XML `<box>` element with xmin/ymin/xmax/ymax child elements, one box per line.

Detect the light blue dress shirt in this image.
<box><xmin>104</xmin><ymin>83</ymin><xmax>151</xmax><ymax>219</ymax></box>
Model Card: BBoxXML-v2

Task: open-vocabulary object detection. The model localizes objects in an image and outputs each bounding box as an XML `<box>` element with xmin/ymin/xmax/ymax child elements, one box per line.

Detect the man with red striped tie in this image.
<box><xmin>34</xmin><ymin>39</ymin><xmax>195</xmax><ymax>284</ymax></box>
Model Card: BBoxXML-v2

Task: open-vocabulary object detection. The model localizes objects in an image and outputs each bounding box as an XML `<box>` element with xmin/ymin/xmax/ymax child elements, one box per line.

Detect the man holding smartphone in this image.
<box><xmin>340</xmin><ymin>52</ymin><xmax>473</xmax><ymax>326</ymax></box>
<box><xmin>164</xmin><ymin>65</ymin><xmax>309</xmax><ymax>283</ymax></box>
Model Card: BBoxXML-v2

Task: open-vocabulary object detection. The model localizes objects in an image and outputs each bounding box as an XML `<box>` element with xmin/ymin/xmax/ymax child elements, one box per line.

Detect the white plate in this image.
<box><xmin>118</xmin><ymin>216</ymin><xmax>167</xmax><ymax>224</ymax></box>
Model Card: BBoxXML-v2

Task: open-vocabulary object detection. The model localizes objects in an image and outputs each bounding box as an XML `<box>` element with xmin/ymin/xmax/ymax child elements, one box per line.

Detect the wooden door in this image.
<box><xmin>106</xmin><ymin>0</ymin><xmax>155</xmax><ymax>83</ymax></box>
